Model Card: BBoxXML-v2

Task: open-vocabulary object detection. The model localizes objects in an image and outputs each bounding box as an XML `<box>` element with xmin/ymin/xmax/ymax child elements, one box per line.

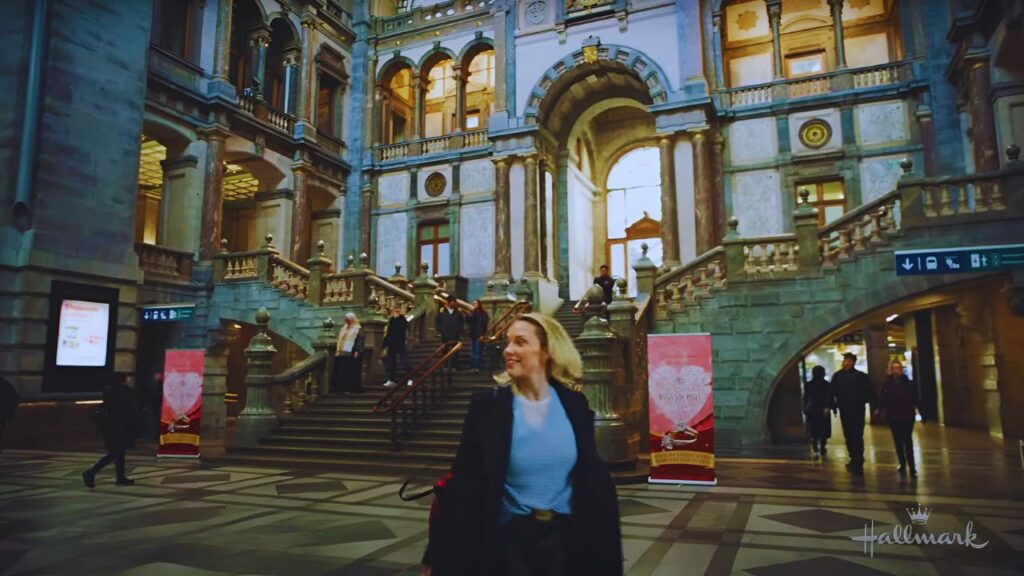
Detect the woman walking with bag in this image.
<box><xmin>333</xmin><ymin>313</ymin><xmax>365</xmax><ymax>393</ymax></box>
<box><xmin>421</xmin><ymin>312</ymin><xmax>622</xmax><ymax>576</ymax></box>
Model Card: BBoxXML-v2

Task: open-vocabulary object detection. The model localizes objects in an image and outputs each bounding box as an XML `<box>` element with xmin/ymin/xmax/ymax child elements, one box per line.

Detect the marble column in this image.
<box><xmin>492</xmin><ymin>2</ymin><xmax>509</xmax><ymax>113</ymax></box>
<box><xmin>966</xmin><ymin>54</ymin><xmax>999</xmax><ymax>172</ymax></box>
<box><xmin>692</xmin><ymin>128</ymin><xmax>716</xmax><ymax>254</ymax></box>
<box><xmin>827</xmin><ymin>0</ymin><xmax>848</xmax><ymax>69</ymax></box>
<box><xmin>212</xmin><ymin>0</ymin><xmax>234</xmax><ymax>83</ymax></box>
<box><xmin>524</xmin><ymin>154</ymin><xmax>540</xmax><ymax>276</ymax></box>
<box><xmin>361</xmin><ymin>183</ymin><xmax>373</xmax><ymax>262</ymax></box>
<box><xmin>455</xmin><ymin>65</ymin><xmax>468</xmax><ymax>132</ymax></box>
<box><xmin>412</xmin><ymin>73</ymin><xmax>426</xmax><ymax>140</ymax></box>
<box><xmin>199</xmin><ymin>129</ymin><xmax>228</xmax><ymax>260</ymax></box>
<box><xmin>711</xmin><ymin>11</ymin><xmax>726</xmax><ymax>90</ymax></box>
<box><xmin>295</xmin><ymin>16</ymin><xmax>317</xmax><ymax>138</ymax></box>
<box><xmin>159</xmin><ymin>154</ymin><xmax>201</xmax><ymax>254</ymax></box>
<box><xmin>249</xmin><ymin>27</ymin><xmax>271</xmax><ymax>99</ymax></box>
<box><xmin>282</xmin><ymin>49</ymin><xmax>300</xmax><ymax>114</ymax></box>
<box><xmin>658</xmin><ymin>136</ymin><xmax>681</xmax><ymax>267</ymax></box>
<box><xmin>493</xmin><ymin>156</ymin><xmax>512</xmax><ymax>280</ymax></box>
<box><xmin>916</xmin><ymin>103</ymin><xmax>937</xmax><ymax>176</ymax></box>
<box><xmin>538</xmin><ymin>159</ymin><xmax>548</xmax><ymax>277</ymax></box>
<box><xmin>290</xmin><ymin>165</ymin><xmax>310</xmax><ymax>262</ymax></box>
<box><xmin>766</xmin><ymin>0</ymin><xmax>783</xmax><ymax>80</ymax></box>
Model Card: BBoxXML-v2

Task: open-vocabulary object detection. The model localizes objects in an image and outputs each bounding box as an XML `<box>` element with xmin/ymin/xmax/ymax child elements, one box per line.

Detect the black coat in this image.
<box><xmin>100</xmin><ymin>382</ymin><xmax>138</xmax><ymax>452</ymax></box>
<box><xmin>383</xmin><ymin>315</ymin><xmax>409</xmax><ymax>352</ymax></box>
<box><xmin>468</xmin><ymin>309</ymin><xmax>489</xmax><ymax>340</ymax></box>
<box><xmin>435</xmin><ymin>308</ymin><xmax>465</xmax><ymax>342</ymax></box>
<box><xmin>593</xmin><ymin>275</ymin><xmax>614</xmax><ymax>304</ymax></box>
<box><xmin>830</xmin><ymin>368</ymin><xmax>876</xmax><ymax>412</ymax></box>
<box><xmin>424</xmin><ymin>382</ymin><xmax>623</xmax><ymax>576</ymax></box>
<box><xmin>803</xmin><ymin>376</ymin><xmax>832</xmax><ymax>439</ymax></box>
<box><xmin>881</xmin><ymin>375</ymin><xmax>919</xmax><ymax>423</ymax></box>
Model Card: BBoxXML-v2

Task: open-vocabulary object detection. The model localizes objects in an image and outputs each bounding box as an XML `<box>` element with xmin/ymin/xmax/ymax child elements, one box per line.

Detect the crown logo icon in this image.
<box><xmin>906</xmin><ymin>505</ymin><xmax>932</xmax><ymax>525</ymax></box>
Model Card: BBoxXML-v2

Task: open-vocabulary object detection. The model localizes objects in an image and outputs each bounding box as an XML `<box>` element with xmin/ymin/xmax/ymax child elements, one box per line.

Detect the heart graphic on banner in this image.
<box><xmin>164</xmin><ymin>370</ymin><xmax>202</xmax><ymax>415</ymax></box>
<box><xmin>649</xmin><ymin>364</ymin><xmax>712</xmax><ymax>433</ymax></box>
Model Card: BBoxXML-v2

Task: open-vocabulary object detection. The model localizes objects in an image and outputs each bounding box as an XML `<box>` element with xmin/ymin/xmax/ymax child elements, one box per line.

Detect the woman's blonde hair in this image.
<box><xmin>494</xmin><ymin>312</ymin><xmax>582</xmax><ymax>387</ymax></box>
<box><xmin>344</xmin><ymin>312</ymin><xmax>360</xmax><ymax>325</ymax></box>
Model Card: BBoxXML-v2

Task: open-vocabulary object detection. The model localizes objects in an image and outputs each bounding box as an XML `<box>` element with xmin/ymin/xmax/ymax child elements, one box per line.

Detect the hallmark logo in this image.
<box><xmin>851</xmin><ymin>504</ymin><xmax>989</xmax><ymax>557</ymax></box>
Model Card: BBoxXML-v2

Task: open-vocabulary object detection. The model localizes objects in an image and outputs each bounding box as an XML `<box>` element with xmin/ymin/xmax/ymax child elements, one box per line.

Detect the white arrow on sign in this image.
<box><xmin>901</xmin><ymin>258</ymin><xmax>914</xmax><ymax>271</ymax></box>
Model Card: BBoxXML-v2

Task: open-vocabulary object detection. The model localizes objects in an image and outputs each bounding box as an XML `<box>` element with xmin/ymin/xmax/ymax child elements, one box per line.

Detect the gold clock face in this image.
<box><xmin>425</xmin><ymin>172</ymin><xmax>447</xmax><ymax>197</ymax></box>
<box><xmin>799</xmin><ymin>119</ymin><xmax>832</xmax><ymax>149</ymax></box>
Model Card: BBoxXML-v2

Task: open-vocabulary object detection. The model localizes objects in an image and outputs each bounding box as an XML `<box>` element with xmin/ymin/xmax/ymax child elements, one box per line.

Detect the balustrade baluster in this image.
<box><xmin>869</xmin><ymin>210</ymin><xmax>885</xmax><ymax>245</ymax></box>
<box><xmin>938</xmin><ymin>185</ymin><xmax>954</xmax><ymax>216</ymax></box>
<box><xmin>989</xmin><ymin>179</ymin><xmax>1006</xmax><ymax>210</ymax></box>
<box><xmin>787</xmin><ymin>242</ymin><xmax>798</xmax><ymax>269</ymax></box>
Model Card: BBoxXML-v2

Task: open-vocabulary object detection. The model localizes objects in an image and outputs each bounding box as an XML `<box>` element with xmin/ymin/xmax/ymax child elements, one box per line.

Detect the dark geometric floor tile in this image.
<box><xmin>92</xmin><ymin>504</ymin><xmax>227</xmax><ymax>528</ymax></box>
<box><xmin>160</xmin><ymin>472</ymin><xmax>232</xmax><ymax>485</ymax></box>
<box><xmin>1006</xmin><ymin>526</ymin><xmax>1024</xmax><ymax>537</ymax></box>
<box><xmin>324</xmin><ymin>563</ymin><xmax>403</xmax><ymax>576</ymax></box>
<box><xmin>333</xmin><ymin>520</ymin><xmax>398</xmax><ymax>544</ymax></box>
<box><xmin>746</xmin><ymin>555</ymin><xmax>894</xmax><ymax>576</ymax></box>
<box><xmin>761</xmin><ymin>508</ymin><xmax>883</xmax><ymax>533</ymax></box>
<box><xmin>618</xmin><ymin>498</ymin><xmax>669</xmax><ymax>518</ymax></box>
<box><xmin>0</xmin><ymin>547</ymin><xmax>28</xmax><ymax>573</ymax></box>
<box><xmin>275</xmin><ymin>479</ymin><xmax>348</xmax><ymax>495</ymax></box>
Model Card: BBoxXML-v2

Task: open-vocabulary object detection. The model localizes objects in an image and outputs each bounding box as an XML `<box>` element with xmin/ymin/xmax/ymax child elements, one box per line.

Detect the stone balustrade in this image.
<box><xmin>375</xmin><ymin>129</ymin><xmax>489</xmax><ymax>163</ymax></box>
<box><xmin>367</xmin><ymin>275</ymin><xmax>416</xmax><ymax>315</ymax></box>
<box><xmin>819</xmin><ymin>191</ymin><xmax>901</xmax><ymax>267</ymax></box>
<box><xmin>379</xmin><ymin>142</ymin><xmax>409</xmax><ymax>161</ymax></box>
<box><xmin>728</xmin><ymin>84</ymin><xmax>773</xmax><ymax>107</ymax></box>
<box><xmin>270</xmin><ymin>256</ymin><xmax>309</xmax><ymax>301</ymax></box>
<box><xmin>236</xmin><ymin>93</ymin><xmax>295</xmax><ymax>134</ymax></box>
<box><xmin>653</xmin><ymin>247</ymin><xmax>727</xmax><ymax>320</ymax></box>
<box><xmin>723</xmin><ymin>60</ymin><xmax>912</xmax><ymax>109</ymax></box>
<box><xmin>787</xmin><ymin>76</ymin><xmax>831</xmax><ymax>98</ymax></box>
<box><xmin>322</xmin><ymin>275</ymin><xmax>355</xmax><ymax>304</ymax></box>
<box><xmin>740</xmin><ymin>236</ymin><xmax>800</xmax><ymax>275</ymax></box>
<box><xmin>853</xmin><ymin>62</ymin><xmax>900</xmax><ymax>89</ymax></box>
<box><xmin>135</xmin><ymin>243</ymin><xmax>194</xmax><ymax>284</ymax></box>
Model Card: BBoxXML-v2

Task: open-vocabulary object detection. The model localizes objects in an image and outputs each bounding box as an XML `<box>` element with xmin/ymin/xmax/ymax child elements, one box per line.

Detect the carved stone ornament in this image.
<box><xmin>425</xmin><ymin>171</ymin><xmax>447</xmax><ymax>197</ymax></box>
<box><xmin>525</xmin><ymin>1</ymin><xmax>547</xmax><ymax>25</ymax></box>
<box><xmin>799</xmin><ymin>118</ymin><xmax>833</xmax><ymax>149</ymax></box>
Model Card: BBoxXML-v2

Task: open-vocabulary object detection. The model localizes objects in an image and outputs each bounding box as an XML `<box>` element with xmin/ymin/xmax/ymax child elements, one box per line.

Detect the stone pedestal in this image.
<box><xmin>235</xmin><ymin>308</ymin><xmax>279</xmax><ymax>446</ymax></box>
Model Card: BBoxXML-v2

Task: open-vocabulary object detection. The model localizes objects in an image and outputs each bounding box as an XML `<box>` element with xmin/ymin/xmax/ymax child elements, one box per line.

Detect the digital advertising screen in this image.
<box><xmin>55</xmin><ymin>300</ymin><xmax>111</xmax><ymax>367</ymax></box>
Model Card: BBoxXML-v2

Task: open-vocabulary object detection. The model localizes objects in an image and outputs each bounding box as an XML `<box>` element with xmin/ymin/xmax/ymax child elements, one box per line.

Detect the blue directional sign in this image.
<box><xmin>894</xmin><ymin>244</ymin><xmax>1024</xmax><ymax>276</ymax></box>
<box><xmin>141</xmin><ymin>303</ymin><xmax>196</xmax><ymax>322</ymax></box>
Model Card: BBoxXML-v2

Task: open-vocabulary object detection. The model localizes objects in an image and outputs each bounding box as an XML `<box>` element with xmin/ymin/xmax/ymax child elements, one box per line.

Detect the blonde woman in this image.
<box><xmin>333</xmin><ymin>313</ymin><xmax>365</xmax><ymax>394</ymax></box>
<box><xmin>421</xmin><ymin>312</ymin><xmax>622</xmax><ymax>576</ymax></box>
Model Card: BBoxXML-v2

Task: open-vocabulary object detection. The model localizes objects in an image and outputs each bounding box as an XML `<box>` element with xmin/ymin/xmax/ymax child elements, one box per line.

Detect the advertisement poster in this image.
<box><xmin>648</xmin><ymin>334</ymin><xmax>716</xmax><ymax>485</ymax></box>
<box><xmin>159</xmin><ymin>350</ymin><xmax>205</xmax><ymax>458</ymax></box>
<box><xmin>55</xmin><ymin>300</ymin><xmax>110</xmax><ymax>367</ymax></box>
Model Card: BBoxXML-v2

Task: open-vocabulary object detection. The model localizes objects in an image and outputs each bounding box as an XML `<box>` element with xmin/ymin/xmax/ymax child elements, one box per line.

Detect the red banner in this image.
<box><xmin>647</xmin><ymin>334</ymin><xmax>716</xmax><ymax>485</ymax></box>
<box><xmin>159</xmin><ymin>349</ymin><xmax>205</xmax><ymax>458</ymax></box>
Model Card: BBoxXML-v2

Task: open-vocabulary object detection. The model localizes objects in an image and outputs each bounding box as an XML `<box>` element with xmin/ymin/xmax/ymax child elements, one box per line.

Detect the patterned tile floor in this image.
<box><xmin>2</xmin><ymin>437</ymin><xmax>1022</xmax><ymax>576</ymax></box>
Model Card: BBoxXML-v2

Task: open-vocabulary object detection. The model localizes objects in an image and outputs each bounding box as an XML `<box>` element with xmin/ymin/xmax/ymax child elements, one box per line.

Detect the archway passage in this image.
<box><xmin>606</xmin><ymin>146</ymin><xmax>663</xmax><ymax>296</ymax></box>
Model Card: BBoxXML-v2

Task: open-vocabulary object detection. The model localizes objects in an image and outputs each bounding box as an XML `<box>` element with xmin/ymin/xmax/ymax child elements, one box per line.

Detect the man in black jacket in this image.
<box><xmin>383</xmin><ymin>308</ymin><xmax>411</xmax><ymax>388</ymax></box>
<box><xmin>0</xmin><ymin>377</ymin><xmax>19</xmax><ymax>453</ymax></box>
<box><xmin>435</xmin><ymin>295</ymin><xmax>465</xmax><ymax>371</ymax></box>
<box><xmin>83</xmin><ymin>374</ymin><xmax>138</xmax><ymax>487</ymax></box>
<box><xmin>830</xmin><ymin>352</ymin><xmax>877</xmax><ymax>475</ymax></box>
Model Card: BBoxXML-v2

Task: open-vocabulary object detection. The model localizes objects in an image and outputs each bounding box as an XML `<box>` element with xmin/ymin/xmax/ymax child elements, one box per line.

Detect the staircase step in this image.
<box><xmin>232</xmin><ymin>443</ymin><xmax>454</xmax><ymax>463</ymax></box>
<box><xmin>264</xmin><ymin>434</ymin><xmax>461</xmax><ymax>451</ymax></box>
<box><xmin>278</xmin><ymin>424</ymin><xmax>464</xmax><ymax>438</ymax></box>
<box><xmin>214</xmin><ymin>450</ymin><xmax>452</xmax><ymax>476</ymax></box>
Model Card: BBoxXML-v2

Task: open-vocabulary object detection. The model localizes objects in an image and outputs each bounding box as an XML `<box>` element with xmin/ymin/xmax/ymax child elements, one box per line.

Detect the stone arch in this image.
<box><xmin>523</xmin><ymin>43</ymin><xmax>672</xmax><ymax>125</ymax></box>
<box><xmin>266</xmin><ymin>12</ymin><xmax>300</xmax><ymax>43</ymax></box>
<box><xmin>141</xmin><ymin>113</ymin><xmax>195</xmax><ymax>157</ymax></box>
<box><xmin>599</xmin><ymin>138</ymin><xmax>659</xmax><ymax>190</ymax></box>
<box><xmin>377</xmin><ymin>54</ymin><xmax>418</xmax><ymax>85</ymax></box>
<box><xmin>418</xmin><ymin>46</ymin><xmax>458</xmax><ymax>73</ymax></box>
<box><xmin>457</xmin><ymin>37</ymin><xmax>495</xmax><ymax>70</ymax></box>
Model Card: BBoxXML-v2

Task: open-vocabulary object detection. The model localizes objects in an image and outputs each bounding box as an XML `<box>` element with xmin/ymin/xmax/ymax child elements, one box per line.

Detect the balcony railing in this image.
<box><xmin>722</xmin><ymin>60</ymin><xmax>910</xmax><ymax>109</ymax></box>
<box><xmin>375</xmin><ymin>129</ymin><xmax>489</xmax><ymax>162</ymax></box>
<box><xmin>136</xmin><ymin>243</ymin><xmax>194</xmax><ymax>284</ymax></box>
<box><xmin>237</xmin><ymin>93</ymin><xmax>295</xmax><ymax>134</ymax></box>
<box><xmin>376</xmin><ymin>0</ymin><xmax>494</xmax><ymax>35</ymax></box>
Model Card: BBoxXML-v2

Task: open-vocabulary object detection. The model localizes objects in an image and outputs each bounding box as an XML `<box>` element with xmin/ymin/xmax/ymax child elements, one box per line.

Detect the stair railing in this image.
<box><xmin>371</xmin><ymin>340</ymin><xmax>463</xmax><ymax>449</ymax></box>
<box><xmin>271</xmin><ymin>351</ymin><xmax>328</xmax><ymax>415</ymax></box>
<box><xmin>479</xmin><ymin>299</ymin><xmax>532</xmax><ymax>345</ymax></box>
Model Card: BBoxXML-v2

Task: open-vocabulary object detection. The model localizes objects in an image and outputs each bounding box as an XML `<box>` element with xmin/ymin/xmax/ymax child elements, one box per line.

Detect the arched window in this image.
<box><xmin>605</xmin><ymin>146</ymin><xmax>662</xmax><ymax>294</ymax></box>
<box><xmin>424</xmin><ymin>58</ymin><xmax>456</xmax><ymax>138</ymax></box>
<box><xmin>266</xmin><ymin>19</ymin><xmax>298</xmax><ymax>112</ymax></box>
<box><xmin>464</xmin><ymin>49</ymin><xmax>495</xmax><ymax>131</ymax></box>
<box><xmin>382</xmin><ymin>65</ymin><xmax>414</xmax><ymax>144</ymax></box>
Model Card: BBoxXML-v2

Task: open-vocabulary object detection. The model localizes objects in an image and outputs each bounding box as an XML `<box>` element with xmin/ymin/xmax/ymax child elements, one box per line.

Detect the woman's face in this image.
<box><xmin>504</xmin><ymin>320</ymin><xmax>549</xmax><ymax>381</ymax></box>
<box><xmin>891</xmin><ymin>362</ymin><xmax>904</xmax><ymax>376</ymax></box>
<box><xmin>345</xmin><ymin>316</ymin><xmax>354</xmax><ymax>326</ymax></box>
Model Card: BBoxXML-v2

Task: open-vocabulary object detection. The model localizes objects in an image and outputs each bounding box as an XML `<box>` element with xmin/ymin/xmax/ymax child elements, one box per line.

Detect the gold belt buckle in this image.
<box><xmin>533</xmin><ymin>509</ymin><xmax>555</xmax><ymax>522</ymax></box>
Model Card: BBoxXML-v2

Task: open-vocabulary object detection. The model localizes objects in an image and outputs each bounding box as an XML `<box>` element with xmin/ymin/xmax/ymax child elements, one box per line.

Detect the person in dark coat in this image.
<box><xmin>830</xmin><ymin>352</ymin><xmax>877</xmax><ymax>475</ymax></box>
<box><xmin>334</xmin><ymin>313</ymin><xmax>366</xmax><ymax>393</ymax></box>
<box><xmin>435</xmin><ymin>295</ymin><xmax>465</xmax><ymax>371</ymax></box>
<box><xmin>803</xmin><ymin>365</ymin><xmax>833</xmax><ymax>459</ymax></box>
<box><xmin>593</xmin><ymin>265</ymin><xmax>614</xmax><ymax>305</ymax></box>
<box><xmin>0</xmin><ymin>377</ymin><xmax>19</xmax><ymax>453</ymax></box>
<box><xmin>878</xmin><ymin>360</ymin><xmax>922</xmax><ymax>476</ymax></box>
<box><xmin>421</xmin><ymin>312</ymin><xmax>622</xmax><ymax>576</ymax></box>
<box><xmin>83</xmin><ymin>374</ymin><xmax>138</xmax><ymax>487</ymax></box>
<box><xmin>468</xmin><ymin>300</ymin><xmax>490</xmax><ymax>373</ymax></box>
<box><xmin>383</xmin><ymin>308</ymin><xmax>411</xmax><ymax>388</ymax></box>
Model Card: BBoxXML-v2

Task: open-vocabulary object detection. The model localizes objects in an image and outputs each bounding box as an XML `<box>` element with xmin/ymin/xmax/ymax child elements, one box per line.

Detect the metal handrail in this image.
<box><xmin>372</xmin><ymin>341</ymin><xmax>463</xmax><ymax>449</ymax></box>
<box><xmin>479</xmin><ymin>300</ymin><xmax>531</xmax><ymax>344</ymax></box>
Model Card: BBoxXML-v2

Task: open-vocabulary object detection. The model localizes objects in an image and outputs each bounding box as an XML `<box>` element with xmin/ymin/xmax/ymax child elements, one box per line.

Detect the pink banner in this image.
<box><xmin>159</xmin><ymin>349</ymin><xmax>205</xmax><ymax>458</ymax></box>
<box><xmin>647</xmin><ymin>334</ymin><xmax>716</xmax><ymax>485</ymax></box>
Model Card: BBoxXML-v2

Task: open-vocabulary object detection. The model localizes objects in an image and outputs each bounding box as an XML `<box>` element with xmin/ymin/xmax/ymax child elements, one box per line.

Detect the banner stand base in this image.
<box><xmin>648</xmin><ymin>477</ymin><xmax>717</xmax><ymax>486</ymax></box>
<box><xmin>157</xmin><ymin>453</ymin><xmax>201</xmax><ymax>459</ymax></box>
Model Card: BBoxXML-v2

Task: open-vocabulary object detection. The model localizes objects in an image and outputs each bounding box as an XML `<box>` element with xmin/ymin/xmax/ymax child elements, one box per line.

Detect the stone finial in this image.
<box><xmin>264</xmin><ymin>233</ymin><xmax>274</xmax><ymax>247</ymax></box>
<box><xmin>641</xmin><ymin>242</ymin><xmax>649</xmax><ymax>257</ymax></box>
<box><xmin>728</xmin><ymin>216</ymin><xmax>739</xmax><ymax>232</ymax></box>
<box><xmin>1007</xmin><ymin>144</ymin><xmax>1021</xmax><ymax>162</ymax></box>
<box><xmin>322</xmin><ymin>317</ymin><xmax>335</xmax><ymax>333</ymax></box>
<box><xmin>347</xmin><ymin>253</ymin><xmax>355</xmax><ymax>267</ymax></box>
<box><xmin>255</xmin><ymin>306</ymin><xmax>271</xmax><ymax>326</ymax></box>
<box><xmin>899</xmin><ymin>157</ymin><xmax>913</xmax><ymax>175</ymax></box>
<box><xmin>219</xmin><ymin>238</ymin><xmax>229</xmax><ymax>253</ymax></box>
<box><xmin>421</xmin><ymin>261</ymin><xmax>430</xmax><ymax>275</ymax></box>
<box><xmin>395</xmin><ymin>262</ymin><xmax>402</xmax><ymax>275</ymax></box>
<box><xmin>798</xmin><ymin>187</ymin><xmax>811</xmax><ymax>204</ymax></box>
<box><xmin>359</xmin><ymin>252</ymin><xmax>369</xmax><ymax>267</ymax></box>
<box><xmin>613</xmin><ymin>277</ymin><xmax>627</xmax><ymax>299</ymax></box>
<box><xmin>317</xmin><ymin>240</ymin><xmax>325</xmax><ymax>255</ymax></box>
<box><xmin>368</xmin><ymin>293</ymin><xmax>379</xmax><ymax>307</ymax></box>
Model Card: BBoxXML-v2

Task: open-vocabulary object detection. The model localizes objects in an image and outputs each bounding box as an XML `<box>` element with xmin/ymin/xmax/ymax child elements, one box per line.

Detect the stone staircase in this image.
<box><xmin>223</xmin><ymin>338</ymin><xmax>498</xmax><ymax>475</ymax></box>
<box><xmin>554</xmin><ymin>300</ymin><xmax>586</xmax><ymax>338</ymax></box>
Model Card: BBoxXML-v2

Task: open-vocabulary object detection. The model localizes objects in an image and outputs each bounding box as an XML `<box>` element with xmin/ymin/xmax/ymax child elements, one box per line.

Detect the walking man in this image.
<box><xmin>383</xmin><ymin>308</ymin><xmax>411</xmax><ymax>388</ymax></box>
<box><xmin>435</xmin><ymin>295</ymin><xmax>465</xmax><ymax>370</ymax></box>
<box><xmin>830</xmin><ymin>353</ymin><xmax>876</xmax><ymax>475</ymax></box>
<box><xmin>83</xmin><ymin>374</ymin><xmax>138</xmax><ymax>488</ymax></box>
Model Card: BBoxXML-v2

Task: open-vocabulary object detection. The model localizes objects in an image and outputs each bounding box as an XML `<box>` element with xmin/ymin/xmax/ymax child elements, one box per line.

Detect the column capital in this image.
<box><xmin>765</xmin><ymin>0</ymin><xmax>782</xmax><ymax>20</ymax></box>
<box><xmin>248</xmin><ymin>26</ymin><xmax>272</xmax><ymax>46</ymax></box>
<box><xmin>657</xmin><ymin>134</ymin><xmax>676</xmax><ymax>148</ymax></box>
<box><xmin>492</xmin><ymin>155</ymin><xmax>511</xmax><ymax>168</ymax></box>
<box><xmin>523</xmin><ymin>152</ymin><xmax>538</xmax><ymax>165</ymax></box>
<box><xmin>198</xmin><ymin>125</ymin><xmax>232</xmax><ymax>142</ymax></box>
<box><xmin>301</xmin><ymin>15</ymin><xmax>316</xmax><ymax>29</ymax></box>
